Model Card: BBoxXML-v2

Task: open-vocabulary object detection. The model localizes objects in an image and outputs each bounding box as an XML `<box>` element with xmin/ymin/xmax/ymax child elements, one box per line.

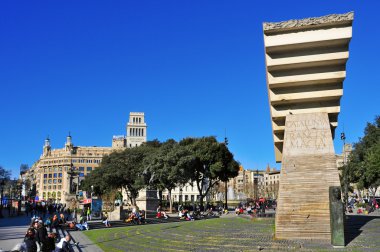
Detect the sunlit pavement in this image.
<box><xmin>0</xmin><ymin>213</ymin><xmax>31</xmax><ymax>252</ymax></box>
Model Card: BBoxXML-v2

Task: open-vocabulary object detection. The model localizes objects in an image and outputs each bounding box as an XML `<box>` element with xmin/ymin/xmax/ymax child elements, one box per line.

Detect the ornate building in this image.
<box><xmin>28</xmin><ymin>112</ymin><xmax>147</xmax><ymax>204</ymax></box>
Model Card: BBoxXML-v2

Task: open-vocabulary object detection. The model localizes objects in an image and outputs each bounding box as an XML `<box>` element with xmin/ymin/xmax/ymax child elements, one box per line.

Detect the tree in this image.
<box><xmin>19</xmin><ymin>164</ymin><xmax>29</xmax><ymax>175</ymax></box>
<box><xmin>82</xmin><ymin>141</ymin><xmax>159</xmax><ymax>206</ymax></box>
<box><xmin>346</xmin><ymin>115</ymin><xmax>380</xmax><ymax>198</ymax></box>
<box><xmin>179</xmin><ymin>137</ymin><xmax>240</xmax><ymax>209</ymax></box>
<box><xmin>0</xmin><ymin>166</ymin><xmax>11</xmax><ymax>182</ymax></box>
<box><xmin>143</xmin><ymin>139</ymin><xmax>195</xmax><ymax>212</ymax></box>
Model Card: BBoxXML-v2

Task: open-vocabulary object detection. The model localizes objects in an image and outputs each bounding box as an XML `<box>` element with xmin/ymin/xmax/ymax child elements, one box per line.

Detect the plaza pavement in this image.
<box><xmin>0</xmin><ymin>209</ymin><xmax>379</xmax><ymax>252</ymax></box>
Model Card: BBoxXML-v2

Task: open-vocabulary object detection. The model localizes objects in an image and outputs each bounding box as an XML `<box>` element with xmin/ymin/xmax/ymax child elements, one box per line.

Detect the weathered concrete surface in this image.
<box><xmin>275</xmin><ymin>112</ymin><xmax>341</xmax><ymax>240</ymax></box>
<box><xmin>263</xmin><ymin>12</ymin><xmax>354</xmax><ymax>163</ymax></box>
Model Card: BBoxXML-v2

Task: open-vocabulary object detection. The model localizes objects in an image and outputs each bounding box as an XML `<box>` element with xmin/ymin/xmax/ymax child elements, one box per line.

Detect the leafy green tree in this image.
<box><xmin>0</xmin><ymin>166</ymin><xmax>11</xmax><ymax>218</ymax></box>
<box><xmin>180</xmin><ymin>137</ymin><xmax>240</xmax><ymax>209</ymax></box>
<box><xmin>144</xmin><ymin>139</ymin><xmax>194</xmax><ymax>212</ymax></box>
<box><xmin>82</xmin><ymin>141</ymin><xmax>159</xmax><ymax>206</ymax></box>
<box><xmin>346</xmin><ymin>115</ymin><xmax>380</xmax><ymax>197</ymax></box>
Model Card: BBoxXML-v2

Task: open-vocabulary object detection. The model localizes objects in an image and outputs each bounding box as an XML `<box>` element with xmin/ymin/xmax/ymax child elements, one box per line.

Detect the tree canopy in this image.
<box><xmin>346</xmin><ymin>115</ymin><xmax>380</xmax><ymax>196</ymax></box>
<box><xmin>81</xmin><ymin>136</ymin><xmax>239</xmax><ymax>209</ymax></box>
<box><xmin>179</xmin><ymin>136</ymin><xmax>240</xmax><ymax>208</ymax></box>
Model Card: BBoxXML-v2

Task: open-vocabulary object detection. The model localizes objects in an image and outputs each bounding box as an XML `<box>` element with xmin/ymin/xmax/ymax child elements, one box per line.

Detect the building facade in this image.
<box><xmin>28</xmin><ymin>112</ymin><xmax>147</xmax><ymax>204</ymax></box>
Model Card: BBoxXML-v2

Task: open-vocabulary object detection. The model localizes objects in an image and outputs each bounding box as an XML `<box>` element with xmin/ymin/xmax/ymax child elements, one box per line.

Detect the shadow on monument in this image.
<box><xmin>345</xmin><ymin>215</ymin><xmax>380</xmax><ymax>246</ymax></box>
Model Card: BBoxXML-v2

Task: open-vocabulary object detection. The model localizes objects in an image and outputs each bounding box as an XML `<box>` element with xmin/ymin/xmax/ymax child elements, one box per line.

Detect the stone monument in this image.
<box><xmin>263</xmin><ymin>12</ymin><xmax>353</xmax><ymax>241</ymax></box>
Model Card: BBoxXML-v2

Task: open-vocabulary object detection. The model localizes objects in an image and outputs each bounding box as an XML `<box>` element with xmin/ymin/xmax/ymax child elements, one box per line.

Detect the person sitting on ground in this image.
<box><xmin>186</xmin><ymin>210</ymin><xmax>194</xmax><ymax>221</ymax></box>
<box><xmin>179</xmin><ymin>209</ymin><xmax>185</xmax><ymax>219</ymax></box>
<box><xmin>55</xmin><ymin>235</ymin><xmax>78</xmax><ymax>252</ymax></box>
<box><xmin>51</xmin><ymin>214</ymin><xmax>60</xmax><ymax>232</ymax></box>
<box><xmin>34</xmin><ymin>220</ymin><xmax>48</xmax><ymax>252</ymax></box>
<box><xmin>102</xmin><ymin>212</ymin><xmax>111</xmax><ymax>227</ymax></box>
<box><xmin>75</xmin><ymin>221</ymin><xmax>89</xmax><ymax>231</ymax></box>
<box><xmin>247</xmin><ymin>205</ymin><xmax>252</xmax><ymax>214</ymax></box>
<box><xmin>44</xmin><ymin>232</ymin><xmax>57</xmax><ymax>252</ymax></box>
<box><xmin>59</xmin><ymin>213</ymin><xmax>66</xmax><ymax>225</ymax></box>
<box><xmin>156</xmin><ymin>205</ymin><xmax>168</xmax><ymax>219</ymax></box>
<box><xmin>24</xmin><ymin>228</ymin><xmax>37</xmax><ymax>252</ymax></box>
<box><xmin>239</xmin><ymin>207</ymin><xmax>244</xmax><ymax>215</ymax></box>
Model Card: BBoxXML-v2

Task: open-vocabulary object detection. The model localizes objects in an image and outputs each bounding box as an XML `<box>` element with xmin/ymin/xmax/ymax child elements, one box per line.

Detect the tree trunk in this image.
<box><xmin>199</xmin><ymin>194</ymin><xmax>204</xmax><ymax>210</ymax></box>
<box><xmin>224</xmin><ymin>181</ymin><xmax>228</xmax><ymax>209</ymax></box>
<box><xmin>158</xmin><ymin>189</ymin><xmax>163</xmax><ymax>205</ymax></box>
<box><xmin>168</xmin><ymin>189</ymin><xmax>173</xmax><ymax>213</ymax></box>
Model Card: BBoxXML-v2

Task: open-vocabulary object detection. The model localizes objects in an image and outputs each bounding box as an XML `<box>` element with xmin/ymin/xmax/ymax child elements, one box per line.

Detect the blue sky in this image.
<box><xmin>1</xmin><ymin>1</ymin><xmax>379</xmax><ymax>178</ymax></box>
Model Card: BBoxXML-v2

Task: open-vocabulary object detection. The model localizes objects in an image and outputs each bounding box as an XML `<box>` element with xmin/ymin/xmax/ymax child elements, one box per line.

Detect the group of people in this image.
<box><xmin>25</xmin><ymin>202</ymin><xmax>67</xmax><ymax>220</ymax></box>
<box><xmin>125</xmin><ymin>206</ymin><xmax>145</xmax><ymax>225</ymax></box>
<box><xmin>12</xmin><ymin>215</ymin><xmax>78</xmax><ymax>252</ymax></box>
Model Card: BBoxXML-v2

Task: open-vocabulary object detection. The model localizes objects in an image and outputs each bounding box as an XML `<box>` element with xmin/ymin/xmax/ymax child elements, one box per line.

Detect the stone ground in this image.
<box><xmin>1</xmin><ymin>210</ymin><xmax>379</xmax><ymax>252</ymax></box>
<box><xmin>82</xmin><ymin>211</ymin><xmax>380</xmax><ymax>252</ymax></box>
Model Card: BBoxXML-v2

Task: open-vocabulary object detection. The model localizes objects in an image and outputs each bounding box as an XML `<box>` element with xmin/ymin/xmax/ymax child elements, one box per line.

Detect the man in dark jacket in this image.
<box><xmin>34</xmin><ymin>220</ymin><xmax>48</xmax><ymax>251</ymax></box>
<box><xmin>24</xmin><ymin>228</ymin><xmax>37</xmax><ymax>252</ymax></box>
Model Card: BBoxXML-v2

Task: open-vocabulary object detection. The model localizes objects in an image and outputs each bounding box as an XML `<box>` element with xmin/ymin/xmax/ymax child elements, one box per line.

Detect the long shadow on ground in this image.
<box><xmin>345</xmin><ymin>215</ymin><xmax>380</xmax><ymax>246</ymax></box>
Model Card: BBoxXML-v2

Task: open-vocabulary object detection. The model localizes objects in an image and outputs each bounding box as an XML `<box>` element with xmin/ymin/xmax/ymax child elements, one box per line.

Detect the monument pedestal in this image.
<box><xmin>136</xmin><ymin>189</ymin><xmax>159</xmax><ymax>215</ymax></box>
<box><xmin>275</xmin><ymin>113</ymin><xmax>341</xmax><ymax>241</ymax></box>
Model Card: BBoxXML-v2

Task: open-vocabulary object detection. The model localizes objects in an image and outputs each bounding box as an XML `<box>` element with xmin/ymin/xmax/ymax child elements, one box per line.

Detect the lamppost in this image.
<box><xmin>179</xmin><ymin>187</ymin><xmax>183</xmax><ymax>205</ymax></box>
<box><xmin>341</xmin><ymin>132</ymin><xmax>348</xmax><ymax>210</ymax></box>
<box><xmin>90</xmin><ymin>185</ymin><xmax>94</xmax><ymax>212</ymax></box>
<box><xmin>255</xmin><ymin>169</ymin><xmax>259</xmax><ymax>200</ymax></box>
<box><xmin>0</xmin><ymin>180</ymin><xmax>5</xmax><ymax>218</ymax></box>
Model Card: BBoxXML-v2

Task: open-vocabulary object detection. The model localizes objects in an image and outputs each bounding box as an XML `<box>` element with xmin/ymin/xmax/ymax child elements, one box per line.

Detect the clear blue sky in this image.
<box><xmin>1</xmin><ymin>1</ymin><xmax>379</xmax><ymax>178</ymax></box>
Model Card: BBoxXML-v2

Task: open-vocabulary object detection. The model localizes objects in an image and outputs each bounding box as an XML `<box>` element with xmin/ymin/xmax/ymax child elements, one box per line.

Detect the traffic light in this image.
<box><xmin>340</xmin><ymin>132</ymin><xmax>346</xmax><ymax>140</ymax></box>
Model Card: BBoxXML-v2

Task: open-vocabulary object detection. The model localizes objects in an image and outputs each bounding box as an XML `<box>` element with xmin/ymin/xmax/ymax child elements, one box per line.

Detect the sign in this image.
<box><xmin>91</xmin><ymin>199</ymin><xmax>102</xmax><ymax>219</ymax></box>
<box><xmin>82</xmin><ymin>199</ymin><xmax>92</xmax><ymax>204</ymax></box>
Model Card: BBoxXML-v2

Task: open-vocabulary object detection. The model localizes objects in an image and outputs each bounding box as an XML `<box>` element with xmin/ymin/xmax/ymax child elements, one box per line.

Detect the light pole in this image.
<box><xmin>341</xmin><ymin>132</ymin><xmax>348</xmax><ymax>210</ymax></box>
<box><xmin>179</xmin><ymin>187</ymin><xmax>183</xmax><ymax>206</ymax></box>
<box><xmin>90</xmin><ymin>185</ymin><xmax>94</xmax><ymax>212</ymax></box>
<box><xmin>0</xmin><ymin>180</ymin><xmax>5</xmax><ymax>218</ymax></box>
<box><xmin>255</xmin><ymin>169</ymin><xmax>259</xmax><ymax>200</ymax></box>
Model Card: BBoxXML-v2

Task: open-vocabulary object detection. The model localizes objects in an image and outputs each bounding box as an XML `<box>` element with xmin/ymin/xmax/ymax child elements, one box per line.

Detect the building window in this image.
<box><xmin>79</xmin><ymin>167</ymin><xmax>84</xmax><ymax>171</ymax></box>
<box><xmin>191</xmin><ymin>195</ymin><xmax>194</xmax><ymax>202</ymax></box>
<box><xmin>53</xmin><ymin>173</ymin><xmax>57</xmax><ymax>178</ymax></box>
<box><xmin>44</xmin><ymin>174</ymin><xmax>47</xmax><ymax>178</ymax></box>
<box><xmin>58</xmin><ymin>185</ymin><xmax>62</xmax><ymax>189</ymax></box>
<box><xmin>48</xmin><ymin>186</ymin><xmax>51</xmax><ymax>190</ymax></box>
<box><xmin>43</xmin><ymin>179</ymin><xmax>47</xmax><ymax>184</ymax></box>
<box><xmin>185</xmin><ymin>195</ymin><xmax>189</xmax><ymax>201</ymax></box>
<box><xmin>48</xmin><ymin>174</ymin><xmax>52</xmax><ymax>178</ymax></box>
<box><xmin>58</xmin><ymin>173</ymin><xmax>62</xmax><ymax>177</ymax></box>
<box><xmin>58</xmin><ymin>179</ymin><xmax>62</xmax><ymax>183</ymax></box>
<box><xmin>48</xmin><ymin>179</ymin><xmax>52</xmax><ymax>184</ymax></box>
<box><xmin>53</xmin><ymin>179</ymin><xmax>57</xmax><ymax>184</ymax></box>
<box><xmin>53</xmin><ymin>185</ymin><xmax>56</xmax><ymax>189</ymax></box>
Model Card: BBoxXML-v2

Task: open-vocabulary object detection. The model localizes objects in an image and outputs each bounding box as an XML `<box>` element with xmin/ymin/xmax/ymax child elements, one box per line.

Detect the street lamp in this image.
<box><xmin>255</xmin><ymin>169</ymin><xmax>259</xmax><ymax>200</ymax></box>
<box><xmin>179</xmin><ymin>187</ymin><xmax>183</xmax><ymax>205</ymax></box>
<box><xmin>0</xmin><ymin>180</ymin><xmax>5</xmax><ymax>218</ymax></box>
<box><xmin>341</xmin><ymin>132</ymin><xmax>348</xmax><ymax>211</ymax></box>
<box><xmin>90</xmin><ymin>185</ymin><xmax>94</xmax><ymax>212</ymax></box>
